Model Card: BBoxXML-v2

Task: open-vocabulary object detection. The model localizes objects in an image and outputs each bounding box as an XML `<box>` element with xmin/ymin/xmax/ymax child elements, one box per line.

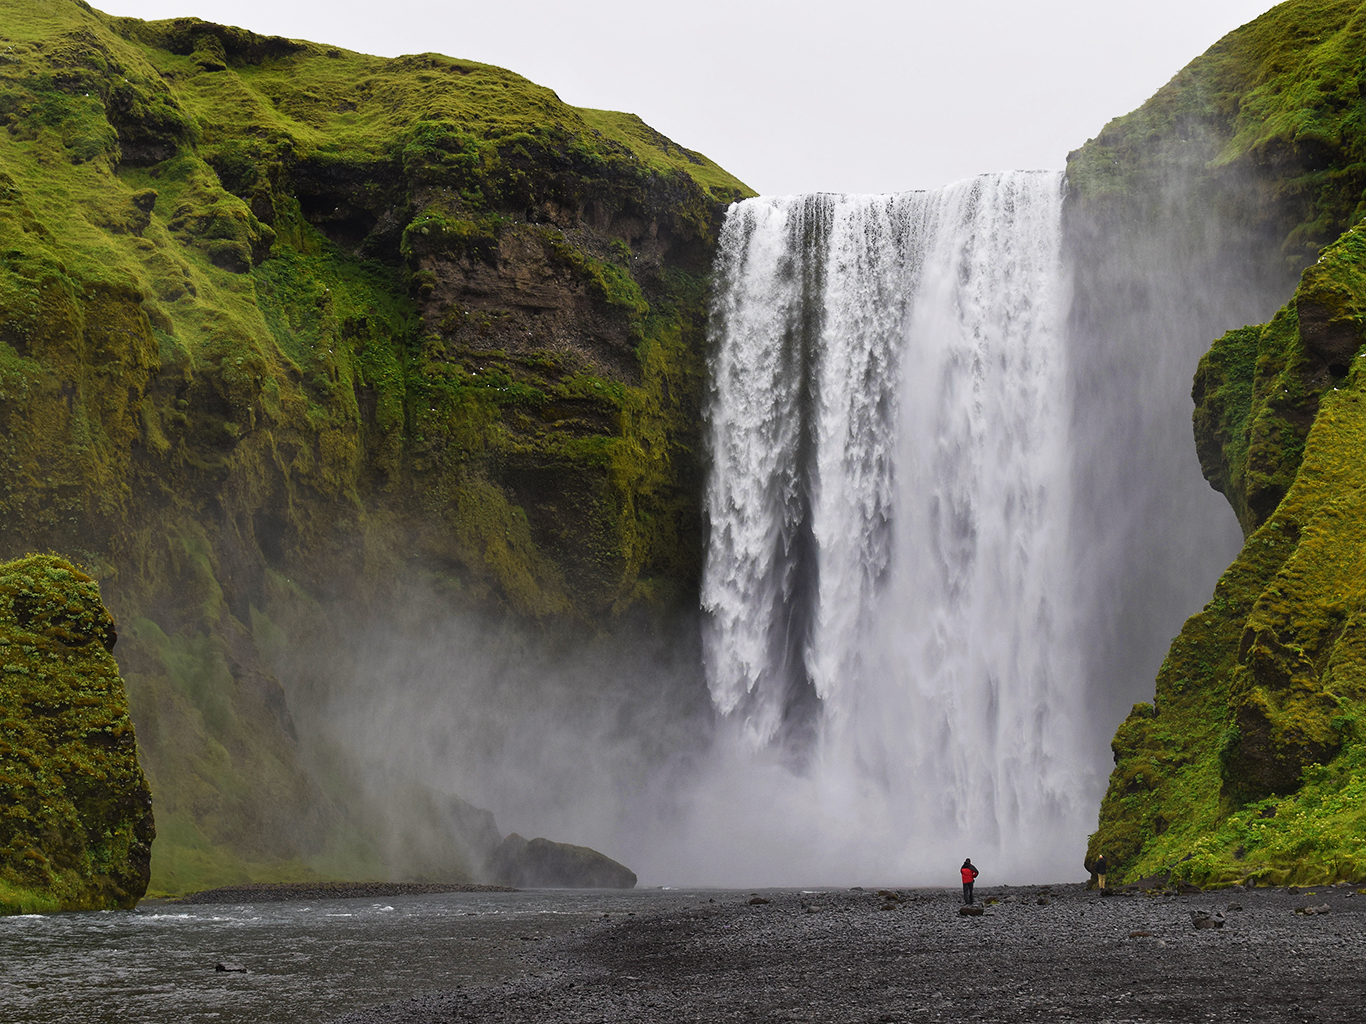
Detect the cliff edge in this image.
<box><xmin>1079</xmin><ymin>0</ymin><xmax>1366</xmax><ymax>886</ymax></box>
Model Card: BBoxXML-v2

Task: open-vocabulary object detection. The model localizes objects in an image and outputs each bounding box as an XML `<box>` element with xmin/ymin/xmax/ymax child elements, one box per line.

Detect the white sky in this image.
<box><xmin>94</xmin><ymin>0</ymin><xmax>1279</xmax><ymax>195</ymax></box>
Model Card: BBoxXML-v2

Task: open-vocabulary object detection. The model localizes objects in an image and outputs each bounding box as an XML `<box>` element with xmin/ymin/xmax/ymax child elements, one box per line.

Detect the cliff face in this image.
<box><xmin>0</xmin><ymin>0</ymin><xmax>750</xmax><ymax>892</ymax></box>
<box><xmin>1078</xmin><ymin>0</ymin><xmax>1366</xmax><ymax>885</ymax></box>
<box><xmin>0</xmin><ymin>555</ymin><xmax>154</xmax><ymax>913</ymax></box>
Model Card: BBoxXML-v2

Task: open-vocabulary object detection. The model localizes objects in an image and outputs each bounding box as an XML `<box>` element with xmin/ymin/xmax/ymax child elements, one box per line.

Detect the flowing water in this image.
<box><xmin>0</xmin><ymin>890</ymin><xmax>692</xmax><ymax>1024</ymax></box>
<box><xmin>699</xmin><ymin>172</ymin><xmax>1091</xmax><ymax>879</ymax></box>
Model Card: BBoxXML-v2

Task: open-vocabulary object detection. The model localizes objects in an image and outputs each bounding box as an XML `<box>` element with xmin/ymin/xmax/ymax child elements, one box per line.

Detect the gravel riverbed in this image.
<box><xmin>334</xmin><ymin>882</ymin><xmax>1366</xmax><ymax>1023</ymax></box>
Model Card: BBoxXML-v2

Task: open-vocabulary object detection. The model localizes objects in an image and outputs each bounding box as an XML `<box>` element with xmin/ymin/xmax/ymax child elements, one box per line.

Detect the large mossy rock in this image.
<box><xmin>0</xmin><ymin>555</ymin><xmax>154</xmax><ymax>913</ymax></box>
<box><xmin>0</xmin><ymin>0</ymin><xmax>749</xmax><ymax>894</ymax></box>
<box><xmin>1083</xmin><ymin>0</ymin><xmax>1366</xmax><ymax>887</ymax></box>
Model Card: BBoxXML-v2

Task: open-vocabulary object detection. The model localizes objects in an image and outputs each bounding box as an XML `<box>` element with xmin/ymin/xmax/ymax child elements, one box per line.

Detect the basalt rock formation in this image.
<box><xmin>0</xmin><ymin>0</ymin><xmax>749</xmax><ymax>893</ymax></box>
<box><xmin>0</xmin><ymin>555</ymin><xmax>154</xmax><ymax>913</ymax></box>
<box><xmin>1081</xmin><ymin>0</ymin><xmax>1366</xmax><ymax>886</ymax></box>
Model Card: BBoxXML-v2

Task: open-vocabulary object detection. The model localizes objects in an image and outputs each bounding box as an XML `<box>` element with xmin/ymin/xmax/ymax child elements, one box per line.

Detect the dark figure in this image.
<box><xmin>960</xmin><ymin>858</ymin><xmax>979</xmax><ymax>904</ymax></box>
<box><xmin>1095</xmin><ymin>853</ymin><xmax>1107</xmax><ymax>889</ymax></box>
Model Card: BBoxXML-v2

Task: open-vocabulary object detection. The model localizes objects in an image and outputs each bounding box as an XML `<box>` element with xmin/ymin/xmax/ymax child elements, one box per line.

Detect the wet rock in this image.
<box><xmin>489</xmin><ymin>834</ymin><xmax>636</xmax><ymax>889</ymax></box>
<box><xmin>958</xmin><ymin>905</ymin><xmax>984</xmax><ymax>917</ymax></box>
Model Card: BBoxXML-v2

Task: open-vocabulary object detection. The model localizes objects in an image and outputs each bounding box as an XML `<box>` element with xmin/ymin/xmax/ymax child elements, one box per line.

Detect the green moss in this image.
<box><xmin>0</xmin><ymin>554</ymin><xmax>154</xmax><ymax>913</ymax></box>
<box><xmin>1068</xmin><ymin>0</ymin><xmax>1366</xmax><ymax>267</ymax></box>
<box><xmin>1193</xmin><ymin>227</ymin><xmax>1366</xmax><ymax>536</ymax></box>
<box><xmin>1079</xmin><ymin>0</ymin><xmax>1366</xmax><ymax>889</ymax></box>
<box><xmin>1095</xmin><ymin>342</ymin><xmax>1366</xmax><ymax>886</ymax></box>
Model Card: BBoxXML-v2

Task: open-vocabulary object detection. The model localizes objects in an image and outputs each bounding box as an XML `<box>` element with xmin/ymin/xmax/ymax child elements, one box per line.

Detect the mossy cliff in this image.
<box><xmin>0</xmin><ymin>0</ymin><xmax>751</xmax><ymax>894</ymax></box>
<box><xmin>1078</xmin><ymin>0</ymin><xmax>1366</xmax><ymax>886</ymax></box>
<box><xmin>0</xmin><ymin>555</ymin><xmax>154</xmax><ymax>913</ymax></box>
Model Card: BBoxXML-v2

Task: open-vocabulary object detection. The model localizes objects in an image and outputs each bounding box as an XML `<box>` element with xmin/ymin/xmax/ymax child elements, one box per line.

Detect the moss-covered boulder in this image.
<box><xmin>1083</xmin><ymin>0</ymin><xmax>1366</xmax><ymax>886</ymax></box>
<box><xmin>0</xmin><ymin>555</ymin><xmax>154</xmax><ymax>913</ymax></box>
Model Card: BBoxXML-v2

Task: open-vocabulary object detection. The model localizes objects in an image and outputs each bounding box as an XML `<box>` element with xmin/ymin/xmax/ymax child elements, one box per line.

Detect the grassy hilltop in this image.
<box><xmin>1075</xmin><ymin>0</ymin><xmax>1366</xmax><ymax>886</ymax></box>
<box><xmin>0</xmin><ymin>0</ymin><xmax>750</xmax><ymax>896</ymax></box>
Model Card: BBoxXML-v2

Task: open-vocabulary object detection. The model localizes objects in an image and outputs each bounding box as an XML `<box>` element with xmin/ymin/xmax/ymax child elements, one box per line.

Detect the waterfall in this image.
<box><xmin>700</xmin><ymin>172</ymin><xmax>1093</xmax><ymax>878</ymax></box>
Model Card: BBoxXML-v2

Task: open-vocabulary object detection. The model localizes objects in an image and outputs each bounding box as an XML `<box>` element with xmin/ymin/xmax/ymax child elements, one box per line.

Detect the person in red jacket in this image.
<box><xmin>960</xmin><ymin>858</ymin><xmax>980</xmax><ymax>904</ymax></box>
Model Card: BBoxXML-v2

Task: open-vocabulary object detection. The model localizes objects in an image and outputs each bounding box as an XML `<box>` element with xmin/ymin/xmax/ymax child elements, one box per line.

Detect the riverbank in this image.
<box><xmin>336</xmin><ymin>882</ymin><xmax>1365</xmax><ymax>1023</ymax></box>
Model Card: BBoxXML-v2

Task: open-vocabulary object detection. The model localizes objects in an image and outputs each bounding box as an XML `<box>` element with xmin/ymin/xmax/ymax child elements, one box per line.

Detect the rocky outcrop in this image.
<box><xmin>489</xmin><ymin>833</ymin><xmax>637</xmax><ymax>889</ymax></box>
<box><xmin>0</xmin><ymin>555</ymin><xmax>154</xmax><ymax>913</ymax></box>
<box><xmin>0</xmin><ymin>0</ymin><xmax>748</xmax><ymax>893</ymax></box>
<box><xmin>1081</xmin><ymin>0</ymin><xmax>1366</xmax><ymax>887</ymax></box>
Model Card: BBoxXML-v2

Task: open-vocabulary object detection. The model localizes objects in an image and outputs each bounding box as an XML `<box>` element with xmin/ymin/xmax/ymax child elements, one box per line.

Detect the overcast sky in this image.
<box><xmin>96</xmin><ymin>0</ymin><xmax>1279</xmax><ymax>195</ymax></box>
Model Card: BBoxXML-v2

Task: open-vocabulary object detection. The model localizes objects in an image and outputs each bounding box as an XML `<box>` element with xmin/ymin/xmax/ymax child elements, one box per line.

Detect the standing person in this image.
<box><xmin>1095</xmin><ymin>854</ymin><xmax>1107</xmax><ymax>889</ymax></box>
<box><xmin>960</xmin><ymin>858</ymin><xmax>979</xmax><ymax>904</ymax></box>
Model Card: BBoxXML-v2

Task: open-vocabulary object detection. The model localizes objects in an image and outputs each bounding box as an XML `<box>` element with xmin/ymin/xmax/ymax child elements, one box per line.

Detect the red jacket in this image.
<box><xmin>961</xmin><ymin>866</ymin><xmax>979</xmax><ymax>884</ymax></box>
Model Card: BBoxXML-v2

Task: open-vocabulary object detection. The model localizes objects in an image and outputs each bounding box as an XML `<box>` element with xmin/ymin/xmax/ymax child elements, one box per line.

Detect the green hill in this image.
<box><xmin>1077</xmin><ymin>0</ymin><xmax>1366</xmax><ymax>887</ymax></box>
<box><xmin>0</xmin><ymin>0</ymin><xmax>751</xmax><ymax>896</ymax></box>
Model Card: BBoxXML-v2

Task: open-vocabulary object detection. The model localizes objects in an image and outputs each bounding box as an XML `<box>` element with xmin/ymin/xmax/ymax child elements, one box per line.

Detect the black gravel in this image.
<box><xmin>170</xmin><ymin>881</ymin><xmax>517</xmax><ymax>905</ymax></box>
<box><xmin>333</xmin><ymin>882</ymin><xmax>1366</xmax><ymax>1023</ymax></box>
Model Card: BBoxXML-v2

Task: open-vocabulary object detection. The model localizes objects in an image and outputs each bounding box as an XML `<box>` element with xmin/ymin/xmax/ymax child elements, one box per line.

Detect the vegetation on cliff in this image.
<box><xmin>0</xmin><ymin>0</ymin><xmax>750</xmax><ymax>893</ymax></box>
<box><xmin>1080</xmin><ymin>0</ymin><xmax>1366</xmax><ymax>886</ymax></box>
<box><xmin>0</xmin><ymin>555</ymin><xmax>154</xmax><ymax>913</ymax></box>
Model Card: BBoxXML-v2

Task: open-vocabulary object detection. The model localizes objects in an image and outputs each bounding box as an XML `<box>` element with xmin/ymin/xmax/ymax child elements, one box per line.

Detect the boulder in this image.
<box><xmin>958</xmin><ymin>905</ymin><xmax>984</xmax><ymax>917</ymax></box>
<box><xmin>488</xmin><ymin>834</ymin><xmax>636</xmax><ymax>889</ymax></box>
<box><xmin>0</xmin><ymin>556</ymin><xmax>155</xmax><ymax>914</ymax></box>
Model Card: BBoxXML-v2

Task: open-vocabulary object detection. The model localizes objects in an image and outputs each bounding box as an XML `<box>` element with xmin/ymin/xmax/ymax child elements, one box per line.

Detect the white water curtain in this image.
<box><xmin>700</xmin><ymin>172</ymin><xmax>1092</xmax><ymax>879</ymax></box>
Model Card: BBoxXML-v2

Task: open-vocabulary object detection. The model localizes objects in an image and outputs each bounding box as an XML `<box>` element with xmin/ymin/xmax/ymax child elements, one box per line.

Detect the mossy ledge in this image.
<box><xmin>0</xmin><ymin>0</ymin><xmax>752</xmax><ymax>893</ymax></box>
<box><xmin>0</xmin><ymin>554</ymin><xmax>154</xmax><ymax>914</ymax></box>
<box><xmin>1079</xmin><ymin>0</ymin><xmax>1366</xmax><ymax>887</ymax></box>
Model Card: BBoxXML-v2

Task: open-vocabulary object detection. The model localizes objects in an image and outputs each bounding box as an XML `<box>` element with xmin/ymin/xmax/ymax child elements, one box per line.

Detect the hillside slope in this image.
<box><xmin>0</xmin><ymin>0</ymin><xmax>750</xmax><ymax>892</ymax></box>
<box><xmin>1076</xmin><ymin>0</ymin><xmax>1366</xmax><ymax>886</ymax></box>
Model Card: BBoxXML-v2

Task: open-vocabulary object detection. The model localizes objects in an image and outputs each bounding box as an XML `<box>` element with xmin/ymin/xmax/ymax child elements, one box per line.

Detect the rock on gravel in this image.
<box><xmin>331</xmin><ymin>882</ymin><xmax>1366</xmax><ymax>1023</ymax></box>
